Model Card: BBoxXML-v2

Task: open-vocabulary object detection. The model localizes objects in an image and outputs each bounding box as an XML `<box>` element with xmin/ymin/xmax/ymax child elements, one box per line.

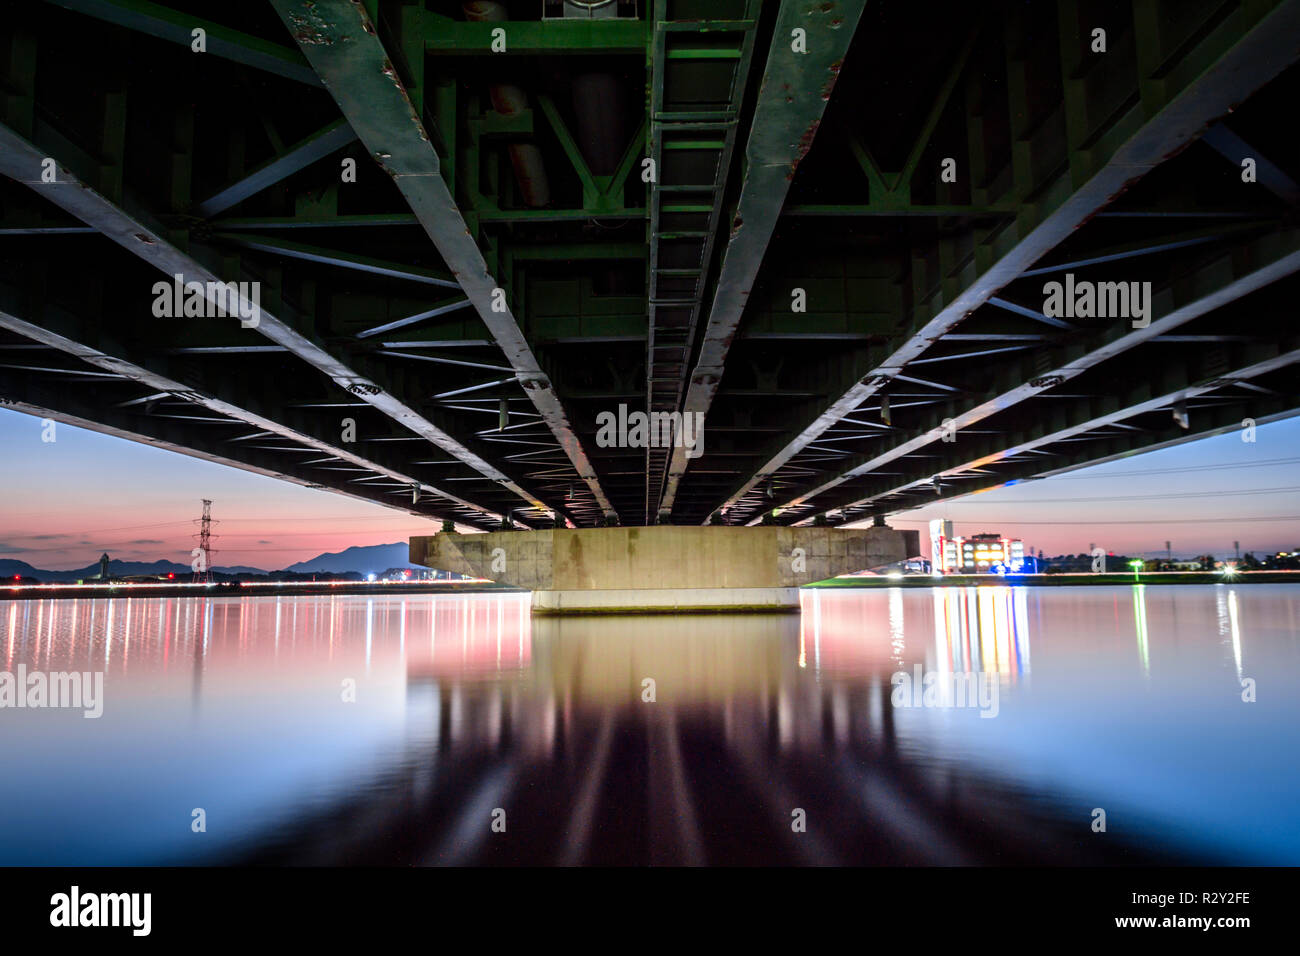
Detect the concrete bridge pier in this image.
<box><xmin>410</xmin><ymin>525</ymin><xmax>920</xmax><ymax>614</ymax></box>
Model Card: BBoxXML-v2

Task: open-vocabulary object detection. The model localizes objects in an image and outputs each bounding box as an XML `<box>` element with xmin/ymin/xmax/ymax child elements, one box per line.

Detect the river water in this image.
<box><xmin>1</xmin><ymin>584</ymin><xmax>1297</xmax><ymax>865</ymax></box>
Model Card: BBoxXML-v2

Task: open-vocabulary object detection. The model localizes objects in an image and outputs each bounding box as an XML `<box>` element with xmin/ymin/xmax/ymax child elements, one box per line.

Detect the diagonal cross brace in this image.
<box><xmin>0</xmin><ymin>121</ymin><xmax>556</xmax><ymax>521</ymax></box>
<box><xmin>268</xmin><ymin>0</ymin><xmax>617</xmax><ymax>522</ymax></box>
<box><xmin>719</xmin><ymin>0</ymin><xmax>1300</xmax><ymax>520</ymax></box>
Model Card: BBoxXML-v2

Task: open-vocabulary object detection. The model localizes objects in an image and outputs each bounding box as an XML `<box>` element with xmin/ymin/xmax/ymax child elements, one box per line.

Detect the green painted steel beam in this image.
<box><xmin>811</xmin><ymin>340</ymin><xmax>1300</xmax><ymax>524</ymax></box>
<box><xmin>196</xmin><ymin>119</ymin><xmax>357</xmax><ymax>218</ymax></box>
<box><xmin>270</xmin><ymin>0</ymin><xmax>617</xmax><ymax>523</ymax></box>
<box><xmin>643</xmin><ymin>0</ymin><xmax>766</xmax><ymax>519</ymax></box>
<box><xmin>512</xmin><ymin>243</ymin><xmax>646</xmax><ymax>261</ymax></box>
<box><xmin>784</xmin><ymin>204</ymin><xmax>1017</xmax><ymax>217</ymax></box>
<box><xmin>658</xmin><ymin>0</ymin><xmax>867</xmax><ymax>518</ymax></box>
<box><xmin>0</xmin><ymin>120</ymin><xmax>564</xmax><ymax>522</ymax></box>
<box><xmin>43</xmin><ymin>0</ymin><xmax>323</xmax><ymax>86</ymax></box>
<box><xmin>535</xmin><ymin>94</ymin><xmax>599</xmax><ymax>205</ymax></box>
<box><xmin>211</xmin><ymin>214</ymin><xmax>419</xmax><ymax>230</ymax></box>
<box><xmin>3</xmin><ymin>381</ymin><xmax>504</xmax><ymax>531</ymax></box>
<box><xmin>0</xmin><ymin>292</ymin><xmax>516</xmax><ymax>527</ymax></box>
<box><xmin>717</xmin><ymin>0</ymin><xmax>1300</xmax><ymax>522</ymax></box>
<box><xmin>894</xmin><ymin>26</ymin><xmax>980</xmax><ymax>198</ymax></box>
<box><xmin>763</xmin><ymin>227</ymin><xmax>1300</xmax><ymax>519</ymax></box>
<box><xmin>819</xmin><ymin>396</ymin><xmax>1300</xmax><ymax>529</ymax></box>
<box><xmin>476</xmin><ymin>206</ymin><xmax>647</xmax><ymax>223</ymax></box>
<box><xmin>424</xmin><ymin>14</ymin><xmax>648</xmax><ymax>56</ymax></box>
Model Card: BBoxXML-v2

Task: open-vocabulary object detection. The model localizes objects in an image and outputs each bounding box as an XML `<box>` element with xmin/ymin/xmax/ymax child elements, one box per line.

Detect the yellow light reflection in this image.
<box><xmin>932</xmin><ymin>586</ymin><xmax>1030</xmax><ymax>682</ymax></box>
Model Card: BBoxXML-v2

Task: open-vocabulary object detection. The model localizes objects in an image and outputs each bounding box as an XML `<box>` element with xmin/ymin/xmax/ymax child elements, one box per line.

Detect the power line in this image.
<box><xmin>888</xmin><ymin>515</ymin><xmax>1300</xmax><ymax>525</ymax></box>
<box><xmin>930</xmin><ymin>486</ymin><xmax>1300</xmax><ymax>505</ymax></box>
<box><xmin>2</xmin><ymin>520</ymin><xmax>191</xmax><ymax>535</ymax></box>
<box><xmin>1050</xmin><ymin>457</ymin><xmax>1300</xmax><ymax>479</ymax></box>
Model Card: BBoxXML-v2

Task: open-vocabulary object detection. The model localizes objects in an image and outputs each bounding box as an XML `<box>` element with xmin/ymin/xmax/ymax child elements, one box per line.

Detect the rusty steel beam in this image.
<box><xmin>0</xmin><ymin>377</ymin><xmax>488</xmax><ymax>531</ymax></box>
<box><xmin>760</xmin><ymin>227</ymin><xmax>1300</xmax><ymax>520</ymax></box>
<box><xmin>658</xmin><ymin>0</ymin><xmax>866</xmax><ymax>519</ymax></box>
<box><xmin>806</xmin><ymin>337</ymin><xmax>1300</xmax><ymax>523</ymax></box>
<box><xmin>195</xmin><ymin>119</ymin><xmax>358</xmax><ymax>218</ymax></box>
<box><xmin>268</xmin><ymin>0</ymin><xmax>617</xmax><ymax>522</ymax></box>
<box><xmin>0</xmin><ymin>297</ymin><xmax>525</xmax><ymax>529</ymax></box>
<box><xmin>718</xmin><ymin>0</ymin><xmax>1300</xmax><ymax>521</ymax></box>
<box><xmin>0</xmin><ymin>121</ymin><xmax>557</xmax><ymax>522</ymax></box>
<box><xmin>44</xmin><ymin>0</ymin><xmax>323</xmax><ymax>86</ymax></box>
<box><xmin>832</xmin><ymin>399</ymin><xmax>1300</xmax><ymax>529</ymax></box>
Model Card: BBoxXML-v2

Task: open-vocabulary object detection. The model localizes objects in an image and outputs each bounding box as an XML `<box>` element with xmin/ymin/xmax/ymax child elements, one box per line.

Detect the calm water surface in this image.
<box><xmin>1</xmin><ymin>585</ymin><xmax>1297</xmax><ymax>865</ymax></box>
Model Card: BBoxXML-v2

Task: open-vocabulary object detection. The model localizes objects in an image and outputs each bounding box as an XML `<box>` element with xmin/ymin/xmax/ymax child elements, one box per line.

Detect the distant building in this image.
<box><xmin>1263</xmin><ymin>550</ymin><xmax>1300</xmax><ymax>570</ymax></box>
<box><xmin>962</xmin><ymin>533</ymin><xmax>1026</xmax><ymax>573</ymax></box>
<box><xmin>378</xmin><ymin>567</ymin><xmax>473</xmax><ymax>582</ymax></box>
<box><xmin>1043</xmin><ymin>552</ymin><xmax>1136</xmax><ymax>573</ymax></box>
<box><xmin>99</xmin><ymin>553</ymin><xmax>110</xmax><ymax>580</ymax></box>
<box><xmin>929</xmin><ymin>519</ymin><xmax>959</xmax><ymax>573</ymax></box>
<box><xmin>929</xmin><ymin>521</ymin><xmax>1026</xmax><ymax>574</ymax></box>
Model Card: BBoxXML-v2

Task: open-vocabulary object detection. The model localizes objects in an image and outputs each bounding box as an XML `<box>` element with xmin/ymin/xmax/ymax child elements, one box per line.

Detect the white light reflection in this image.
<box><xmin>1133</xmin><ymin>584</ymin><xmax>1150</xmax><ymax>678</ymax></box>
<box><xmin>888</xmin><ymin>587</ymin><xmax>905</xmax><ymax>665</ymax></box>
<box><xmin>1228</xmin><ymin>589</ymin><xmax>1243</xmax><ymax>681</ymax></box>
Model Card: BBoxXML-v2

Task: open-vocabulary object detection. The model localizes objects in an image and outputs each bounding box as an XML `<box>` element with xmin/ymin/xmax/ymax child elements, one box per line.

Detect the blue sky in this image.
<box><xmin>876</xmin><ymin>416</ymin><xmax>1300</xmax><ymax>558</ymax></box>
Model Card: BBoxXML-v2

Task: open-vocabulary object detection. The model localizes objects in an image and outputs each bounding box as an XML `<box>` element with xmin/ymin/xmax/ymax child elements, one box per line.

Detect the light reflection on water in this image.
<box><xmin>0</xmin><ymin>585</ymin><xmax>1297</xmax><ymax>865</ymax></box>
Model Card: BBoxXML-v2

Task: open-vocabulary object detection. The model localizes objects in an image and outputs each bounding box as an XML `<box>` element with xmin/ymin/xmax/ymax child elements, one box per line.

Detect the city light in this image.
<box><xmin>929</xmin><ymin>519</ymin><xmax>1027</xmax><ymax>575</ymax></box>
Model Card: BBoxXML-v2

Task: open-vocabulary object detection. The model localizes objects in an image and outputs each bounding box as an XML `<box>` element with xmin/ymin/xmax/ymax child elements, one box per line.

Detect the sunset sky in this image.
<box><xmin>0</xmin><ymin>408</ymin><xmax>437</xmax><ymax>571</ymax></box>
<box><xmin>2</xmin><ymin>407</ymin><xmax>1298</xmax><ymax>569</ymax></box>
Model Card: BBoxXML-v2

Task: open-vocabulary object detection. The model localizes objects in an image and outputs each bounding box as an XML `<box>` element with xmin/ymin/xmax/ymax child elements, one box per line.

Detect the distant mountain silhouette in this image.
<box><xmin>0</xmin><ymin>542</ymin><xmax>413</xmax><ymax>582</ymax></box>
<box><xmin>283</xmin><ymin>542</ymin><xmax>411</xmax><ymax>575</ymax></box>
<box><xmin>0</xmin><ymin>557</ymin><xmax>264</xmax><ymax>583</ymax></box>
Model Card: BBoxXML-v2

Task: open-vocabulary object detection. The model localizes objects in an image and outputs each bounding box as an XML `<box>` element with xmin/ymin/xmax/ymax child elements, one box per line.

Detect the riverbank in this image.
<box><xmin>806</xmin><ymin>570</ymin><xmax>1300</xmax><ymax>588</ymax></box>
<box><xmin>0</xmin><ymin>580</ymin><xmax>528</xmax><ymax>601</ymax></box>
<box><xmin>6</xmin><ymin>570</ymin><xmax>1298</xmax><ymax>601</ymax></box>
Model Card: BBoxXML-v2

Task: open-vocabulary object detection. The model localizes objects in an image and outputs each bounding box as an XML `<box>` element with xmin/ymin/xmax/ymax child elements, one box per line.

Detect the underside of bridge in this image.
<box><xmin>1</xmin><ymin>0</ymin><xmax>1298</xmax><ymax>531</ymax></box>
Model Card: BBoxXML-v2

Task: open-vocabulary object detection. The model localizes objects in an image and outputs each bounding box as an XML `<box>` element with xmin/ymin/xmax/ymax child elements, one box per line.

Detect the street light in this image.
<box><xmin>1128</xmin><ymin>559</ymin><xmax>1144</xmax><ymax>582</ymax></box>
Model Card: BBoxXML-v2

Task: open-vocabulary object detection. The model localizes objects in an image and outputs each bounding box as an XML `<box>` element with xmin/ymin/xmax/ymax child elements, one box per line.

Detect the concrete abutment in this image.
<box><xmin>410</xmin><ymin>525</ymin><xmax>920</xmax><ymax>614</ymax></box>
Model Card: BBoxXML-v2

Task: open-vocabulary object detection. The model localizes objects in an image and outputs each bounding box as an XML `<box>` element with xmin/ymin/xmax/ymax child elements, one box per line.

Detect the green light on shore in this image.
<box><xmin>1129</xmin><ymin>559</ymin><xmax>1144</xmax><ymax>581</ymax></box>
